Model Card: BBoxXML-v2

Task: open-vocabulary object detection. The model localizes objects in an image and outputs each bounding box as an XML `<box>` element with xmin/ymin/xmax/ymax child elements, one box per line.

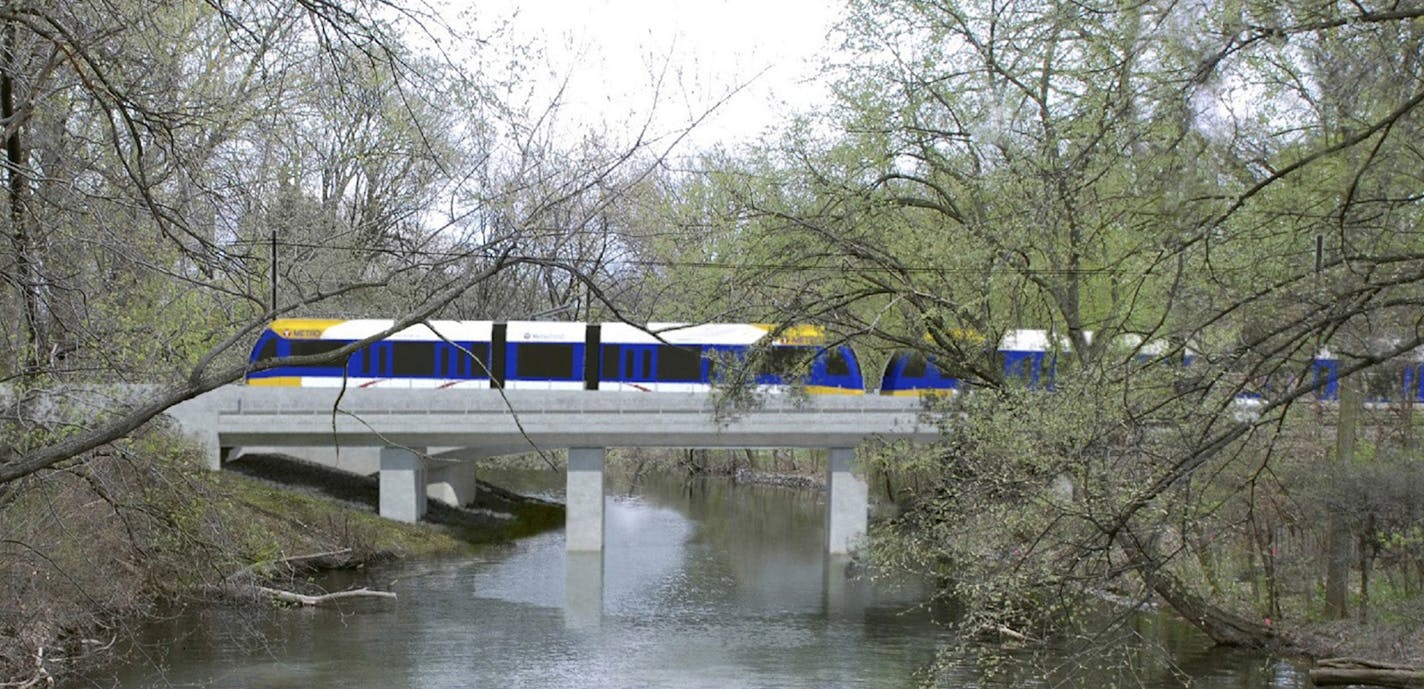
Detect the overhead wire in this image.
<box><xmin>219</xmin><ymin>236</ymin><xmax>1282</xmax><ymax>276</ymax></box>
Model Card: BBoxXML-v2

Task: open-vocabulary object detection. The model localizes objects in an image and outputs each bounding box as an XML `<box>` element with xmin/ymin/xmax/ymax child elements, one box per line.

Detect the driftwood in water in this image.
<box><xmin>254</xmin><ymin>585</ymin><xmax>397</xmax><ymax>606</ymax></box>
<box><xmin>1311</xmin><ymin>658</ymin><xmax>1424</xmax><ymax>688</ymax></box>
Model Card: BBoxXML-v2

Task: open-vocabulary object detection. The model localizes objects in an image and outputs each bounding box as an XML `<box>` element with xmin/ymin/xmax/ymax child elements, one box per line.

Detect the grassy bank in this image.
<box><xmin>0</xmin><ymin>429</ymin><xmax>561</xmax><ymax>686</ymax></box>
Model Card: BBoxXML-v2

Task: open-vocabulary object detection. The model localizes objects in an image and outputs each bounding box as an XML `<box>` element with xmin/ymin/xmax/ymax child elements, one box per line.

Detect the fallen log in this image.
<box><xmin>254</xmin><ymin>586</ymin><xmax>397</xmax><ymax>607</ymax></box>
<box><xmin>1319</xmin><ymin>658</ymin><xmax>1421</xmax><ymax>671</ymax></box>
<box><xmin>1311</xmin><ymin>659</ymin><xmax>1424</xmax><ymax>688</ymax></box>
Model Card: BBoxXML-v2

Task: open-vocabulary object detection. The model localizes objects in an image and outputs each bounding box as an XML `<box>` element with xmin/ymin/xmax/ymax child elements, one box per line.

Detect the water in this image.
<box><xmin>71</xmin><ymin>472</ymin><xmax>1306</xmax><ymax>688</ymax></box>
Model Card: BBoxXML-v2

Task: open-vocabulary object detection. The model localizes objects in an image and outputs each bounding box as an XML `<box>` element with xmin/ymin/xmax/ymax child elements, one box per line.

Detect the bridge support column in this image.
<box><xmin>566</xmin><ymin>447</ymin><xmax>605</xmax><ymax>551</ymax></box>
<box><xmin>379</xmin><ymin>446</ymin><xmax>428</xmax><ymax>523</ymax></box>
<box><xmin>427</xmin><ymin>460</ymin><xmax>478</xmax><ymax>508</ymax></box>
<box><xmin>825</xmin><ymin>447</ymin><xmax>867</xmax><ymax>555</ymax></box>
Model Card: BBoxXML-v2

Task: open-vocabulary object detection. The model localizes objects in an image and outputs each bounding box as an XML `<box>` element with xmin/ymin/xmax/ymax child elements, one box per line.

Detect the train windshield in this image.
<box><xmin>253</xmin><ymin>336</ymin><xmax>279</xmax><ymax>362</ymax></box>
<box><xmin>289</xmin><ymin>340</ymin><xmax>348</xmax><ymax>360</ymax></box>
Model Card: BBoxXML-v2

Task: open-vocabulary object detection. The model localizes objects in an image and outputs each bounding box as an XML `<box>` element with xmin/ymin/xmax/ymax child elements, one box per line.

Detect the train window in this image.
<box><xmin>516</xmin><ymin>343</ymin><xmax>577</xmax><ymax>379</ymax></box>
<box><xmin>758</xmin><ymin>347</ymin><xmax>814</xmax><ymax>377</ymax></box>
<box><xmin>705</xmin><ymin>349</ymin><xmax>746</xmax><ymax>383</ymax></box>
<box><xmin>826</xmin><ymin>347</ymin><xmax>850</xmax><ymax>377</ymax></box>
<box><xmin>463</xmin><ymin>342</ymin><xmax>492</xmax><ymax>376</ymax></box>
<box><xmin>393</xmin><ymin>342</ymin><xmax>436</xmax><ymax>376</ymax></box>
<box><xmin>601</xmin><ymin>345</ymin><xmax>621</xmax><ymax>379</ymax></box>
<box><xmin>657</xmin><ymin>345</ymin><xmax>703</xmax><ymax>381</ymax></box>
<box><xmin>255</xmin><ymin>338</ymin><xmax>279</xmax><ymax>362</ymax></box>
<box><xmin>901</xmin><ymin>352</ymin><xmax>928</xmax><ymax>379</ymax></box>
<box><xmin>289</xmin><ymin>340</ymin><xmax>348</xmax><ymax>361</ymax></box>
<box><xmin>1002</xmin><ymin>354</ymin><xmax>1036</xmax><ymax>385</ymax></box>
<box><xmin>1365</xmin><ymin>361</ymin><xmax>1407</xmax><ymax>400</ymax></box>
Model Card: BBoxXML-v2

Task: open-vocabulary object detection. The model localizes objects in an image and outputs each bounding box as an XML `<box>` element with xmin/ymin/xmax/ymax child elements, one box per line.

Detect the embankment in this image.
<box><xmin>0</xmin><ymin>430</ymin><xmax>562</xmax><ymax>686</ymax></box>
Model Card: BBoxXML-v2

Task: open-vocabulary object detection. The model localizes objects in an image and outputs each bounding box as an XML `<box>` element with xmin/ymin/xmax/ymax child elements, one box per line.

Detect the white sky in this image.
<box><xmin>477</xmin><ymin>0</ymin><xmax>843</xmax><ymax>151</ymax></box>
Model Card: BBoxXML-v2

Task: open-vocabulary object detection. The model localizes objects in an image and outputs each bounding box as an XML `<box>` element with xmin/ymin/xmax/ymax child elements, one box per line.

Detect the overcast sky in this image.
<box><xmin>479</xmin><ymin>0</ymin><xmax>843</xmax><ymax>150</ymax></box>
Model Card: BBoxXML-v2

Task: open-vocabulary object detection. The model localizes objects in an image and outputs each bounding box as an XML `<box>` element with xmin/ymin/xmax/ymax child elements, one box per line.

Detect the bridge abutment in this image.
<box><xmin>379</xmin><ymin>446</ymin><xmax>428</xmax><ymax>523</ymax></box>
<box><xmin>826</xmin><ymin>447</ymin><xmax>868</xmax><ymax>555</ymax></box>
<box><xmin>566</xmin><ymin>447</ymin><xmax>605</xmax><ymax>551</ymax></box>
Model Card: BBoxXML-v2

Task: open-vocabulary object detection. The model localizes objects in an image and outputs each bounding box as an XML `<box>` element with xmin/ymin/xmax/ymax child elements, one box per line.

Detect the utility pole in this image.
<box><xmin>270</xmin><ymin>230</ymin><xmax>278</xmax><ymax>314</ymax></box>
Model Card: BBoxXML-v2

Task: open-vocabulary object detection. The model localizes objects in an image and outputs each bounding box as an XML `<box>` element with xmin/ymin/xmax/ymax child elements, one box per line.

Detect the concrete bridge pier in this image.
<box><xmin>379</xmin><ymin>446</ymin><xmax>428</xmax><ymax>523</ymax></box>
<box><xmin>566</xmin><ymin>447</ymin><xmax>605</xmax><ymax>551</ymax></box>
<box><xmin>826</xmin><ymin>447</ymin><xmax>868</xmax><ymax>555</ymax></box>
<box><xmin>426</xmin><ymin>459</ymin><xmax>478</xmax><ymax>508</ymax></box>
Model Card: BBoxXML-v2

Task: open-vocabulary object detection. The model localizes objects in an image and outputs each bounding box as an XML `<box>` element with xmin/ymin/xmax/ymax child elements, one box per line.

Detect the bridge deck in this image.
<box><xmin>173</xmin><ymin>387</ymin><xmax>944</xmax><ymax>452</ymax></box>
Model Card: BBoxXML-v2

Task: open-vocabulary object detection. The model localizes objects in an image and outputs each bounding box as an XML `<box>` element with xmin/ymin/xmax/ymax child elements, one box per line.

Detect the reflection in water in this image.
<box><xmin>564</xmin><ymin>551</ymin><xmax>603</xmax><ymax>628</ymax></box>
<box><xmin>76</xmin><ymin>472</ymin><xmax>1305</xmax><ymax>689</ymax></box>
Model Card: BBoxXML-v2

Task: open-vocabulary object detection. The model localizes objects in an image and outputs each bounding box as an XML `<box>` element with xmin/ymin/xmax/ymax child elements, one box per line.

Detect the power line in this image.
<box><xmin>223</xmin><ymin>236</ymin><xmax>1272</xmax><ymax>276</ymax></box>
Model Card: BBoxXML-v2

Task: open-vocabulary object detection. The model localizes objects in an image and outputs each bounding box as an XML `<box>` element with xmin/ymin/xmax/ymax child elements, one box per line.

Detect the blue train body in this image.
<box><xmin>247</xmin><ymin>319</ymin><xmax>1421</xmax><ymax>403</ymax></box>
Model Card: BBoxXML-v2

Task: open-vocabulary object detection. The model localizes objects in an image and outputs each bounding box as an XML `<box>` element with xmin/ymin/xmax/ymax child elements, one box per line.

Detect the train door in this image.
<box><xmin>1409</xmin><ymin>363</ymin><xmax>1424</xmax><ymax>403</ymax></box>
<box><xmin>624</xmin><ymin>346</ymin><xmax>655</xmax><ymax>385</ymax></box>
<box><xmin>356</xmin><ymin>342</ymin><xmax>393</xmax><ymax>383</ymax></box>
<box><xmin>600</xmin><ymin>344</ymin><xmax>654</xmax><ymax>390</ymax></box>
<box><xmin>1002</xmin><ymin>352</ymin><xmax>1036</xmax><ymax>387</ymax></box>
<box><xmin>434</xmin><ymin>342</ymin><xmax>488</xmax><ymax>383</ymax></box>
<box><xmin>1313</xmin><ymin>358</ymin><xmax>1340</xmax><ymax>401</ymax></box>
<box><xmin>439</xmin><ymin>343</ymin><xmax>468</xmax><ymax>379</ymax></box>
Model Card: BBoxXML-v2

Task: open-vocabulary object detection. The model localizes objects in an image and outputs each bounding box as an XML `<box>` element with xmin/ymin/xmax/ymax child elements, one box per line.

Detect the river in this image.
<box><xmin>71</xmin><ymin>471</ymin><xmax>1307</xmax><ymax>688</ymax></box>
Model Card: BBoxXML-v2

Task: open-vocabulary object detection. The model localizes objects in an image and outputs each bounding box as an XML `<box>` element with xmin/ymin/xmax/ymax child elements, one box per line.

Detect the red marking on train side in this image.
<box><xmin>360</xmin><ymin>380</ymin><xmax>382</xmax><ymax>388</ymax></box>
<box><xmin>631</xmin><ymin>383</ymin><xmax>651</xmax><ymax>392</ymax></box>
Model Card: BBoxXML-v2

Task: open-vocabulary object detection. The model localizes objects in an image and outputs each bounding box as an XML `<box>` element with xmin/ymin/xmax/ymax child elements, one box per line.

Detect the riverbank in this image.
<box><xmin>0</xmin><ymin>430</ymin><xmax>562</xmax><ymax>687</ymax></box>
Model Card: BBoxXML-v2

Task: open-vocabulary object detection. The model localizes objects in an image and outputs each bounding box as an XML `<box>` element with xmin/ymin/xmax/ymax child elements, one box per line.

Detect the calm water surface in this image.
<box><xmin>73</xmin><ymin>472</ymin><xmax>1307</xmax><ymax>688</ymax></box>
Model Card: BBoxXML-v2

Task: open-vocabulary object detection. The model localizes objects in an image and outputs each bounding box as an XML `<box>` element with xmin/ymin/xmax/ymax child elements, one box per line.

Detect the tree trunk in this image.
<box><xmin>1123</xmin><ymin>529</ymin><xmax>1277</xmax><ymax>648</ymax></box>
<box><xmin>1326</xmin><ymin>373</ymin><xmax>1362</xmax><ymax>618</ymax></box>
<box><xmin>2</xmin><ymin>19</ymin><xmax>39</xmax><ymax>374</ymax></box>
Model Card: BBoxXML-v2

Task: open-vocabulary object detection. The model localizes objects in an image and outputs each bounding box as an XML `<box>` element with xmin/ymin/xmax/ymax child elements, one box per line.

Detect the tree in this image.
<box><xmin>661</xmin><ymin>0</ymin><xmax>1424</xmax><ymax>657</ymax></box>
<box><xmin>0</xmin><ymin>0</ymin><xmax>709</xmax><ymax>487</ymax></box>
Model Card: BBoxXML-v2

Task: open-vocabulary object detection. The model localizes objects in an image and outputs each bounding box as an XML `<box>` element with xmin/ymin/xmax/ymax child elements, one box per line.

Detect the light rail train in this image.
<box><xmin>247</xmin><ymin>319</ymin><xmax>1419</xmax><ymax>401</ymax></box>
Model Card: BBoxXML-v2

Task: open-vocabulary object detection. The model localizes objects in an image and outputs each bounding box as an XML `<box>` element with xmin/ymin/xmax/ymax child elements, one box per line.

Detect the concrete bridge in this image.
<box><xmin>168</xmin><ymin>387</ymin><xmax>943</xmax><ymax>554</ymax></box>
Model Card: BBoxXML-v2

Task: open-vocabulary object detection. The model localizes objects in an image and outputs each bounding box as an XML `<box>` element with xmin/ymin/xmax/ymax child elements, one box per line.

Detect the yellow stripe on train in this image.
<box><xmin>246</xmin><ymin>376</ymin><xmax>304</xmax><ymax>387</ymax></box>
<box><xmin>804</xmin><ymin>385</ymin><xmax>864</xmax><ymax>396</ymax></box>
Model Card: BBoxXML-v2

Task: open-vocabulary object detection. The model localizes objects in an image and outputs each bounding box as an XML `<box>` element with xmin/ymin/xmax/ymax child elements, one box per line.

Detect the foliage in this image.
<box><xmin>0</xmin><ymin>0</ymin><xmax>712</xmax><ymax>487</ymax></box>
<box><xmin>616</xmin><ymin>0</ymin><xmax>1424</xmax><ymax>662</ymax></box>
<box><xmin>0</xmin><ymin>424</ymin><xmax>496</xmax><ymax>683</ymax></box>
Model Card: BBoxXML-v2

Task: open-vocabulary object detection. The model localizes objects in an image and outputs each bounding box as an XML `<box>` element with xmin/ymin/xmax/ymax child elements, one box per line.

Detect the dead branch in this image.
<box><xmin>0</xmin><ymin>646</ymin><xmax>52</xmax><ymax>689</ymax></box>
<box><xmin>253</xmin><ymin>585</ymin><xmax>396</xmax><ymax>606</ymax></box>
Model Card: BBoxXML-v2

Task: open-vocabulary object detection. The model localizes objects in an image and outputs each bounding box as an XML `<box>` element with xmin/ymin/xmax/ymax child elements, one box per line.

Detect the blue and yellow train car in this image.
<box><xmin>247</xmin><ymin>319</ymin><xmax>864</xmax><ymax>394</ymax></box>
